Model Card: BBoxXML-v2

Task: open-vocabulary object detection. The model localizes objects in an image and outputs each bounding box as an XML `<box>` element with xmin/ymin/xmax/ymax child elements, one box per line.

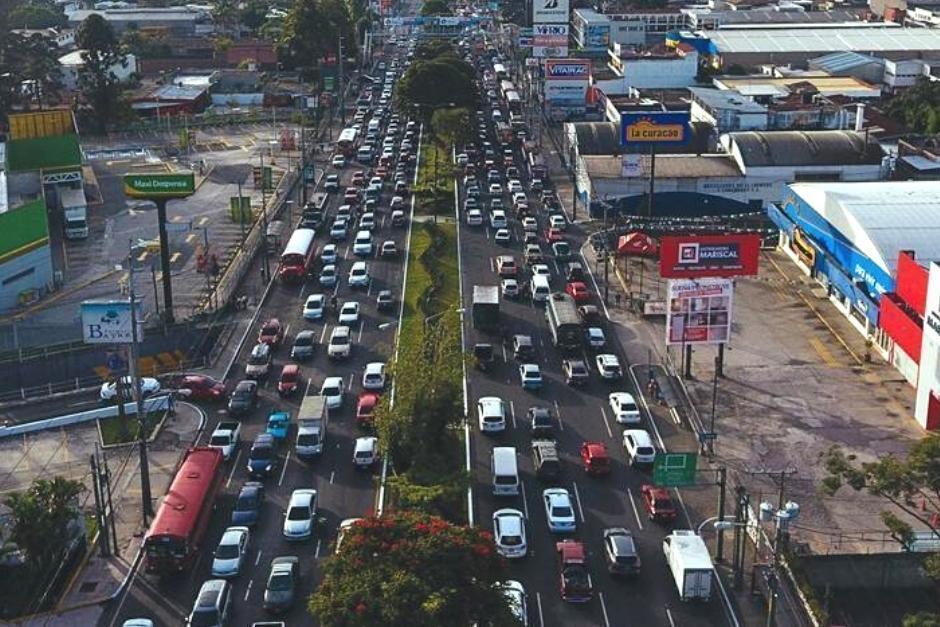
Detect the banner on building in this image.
<box><xmin>533</xmin><ymin>0</ymin><xmax>570</xmax><ymax>23</ymax></box>
<box><xmin>533</xmin><ymin>24</ymin><xmax>569</xmax><ymax>57</ymax></box>
<box><xmin>545</xmin><ymin>58</ymin><xmax>589</xmax><ymax>80</ymax></box>
<box><xmin>621</xmin><ymin>154</ymin><xmax>641</xmax><ymax>177</ymax></box>
<box><xmin>659</xmin><ymin>234</ymin><xmax>761</xmax><ymax>278</ymax></box>
<box><xmin>81</xmin><ymin>300</ymin><xmax>143</xmax><ymax>345</ymax></box>
<box><xmin>620</xmin><ymin>111</ymin><xmax>691</xmax><ymax>147</ymax></box>
<box><xmin>666</xmin><ymin>278</ymin><xmax>734</xmax><ymax>345</ymax></box>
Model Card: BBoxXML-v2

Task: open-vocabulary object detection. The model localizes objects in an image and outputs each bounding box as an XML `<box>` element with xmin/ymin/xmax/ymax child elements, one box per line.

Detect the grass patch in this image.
<box><xmin>400</xmin><ymin>222</ymin><xmax>460</xmax><ymax>349</ymax></box>
<box><xmin>97</xmin><ymin>412</ymin><xmax>163</xmax><ymax>445</ymax></box>
<box><xmin>414</xmin><ymin>135</ymin><xmax>456</xmax><ymax>217</ymax></box>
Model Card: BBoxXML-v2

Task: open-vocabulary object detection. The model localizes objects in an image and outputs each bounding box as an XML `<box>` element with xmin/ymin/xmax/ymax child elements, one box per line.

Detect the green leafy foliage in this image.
<box><xmin>395</xmin><ymin>58</ymin><xmax>478</xmax><ymax>118</ymax></box>
<box><xmin>823</xmin><ymin>438</ymin><xmax>940</xmax><ymax>578</ymax></box>
<box><xmin>905</xmin><ymin>612</ymin><xmax>940</xmax><ymax>627</ymax></box>
<box><xmin>420</xmin><ymin>0</ymin><xmax>452</xmax><ymax>15</ymax></box>
<box><xmin>240</xmin><ymin>0</ymin><xmax>269</xmax><ymax>33</ymax></box>
<box><xmin>121</xmin><ymin>28</ymin><xmax>172</xmax><ymax>59</ymax></box>
<box><xmin>309</xmin><ymin>511</ymin><xmax>517</xmax><ymax>626</ymax></box>
<box><xmin>885</xmin><ymin>79</ymin><xmax>940</xmax><ymax>134</ymax></box>
<box><xmin>278</xmin><ymin>0</ymin><xmax>356</xmax><ymax>79</ymax></box>
<box><xmin>5</xmin><ymin>477</ymin><xmax>84</xmax><ymax>572</ymax></box>
<box><xmin>76</xmin><ymin>14</ymin><xmax>128</xmax><ymax>132</ymax></box>
<box><xmin>9</xmin><ymin>2</ymin><xmax>66</xmax><ymax>29</ymax></box>
<box><xmin>0</xmin><ymin>20</ymin><xmax>63</xmax><ymax>120</ymax></box>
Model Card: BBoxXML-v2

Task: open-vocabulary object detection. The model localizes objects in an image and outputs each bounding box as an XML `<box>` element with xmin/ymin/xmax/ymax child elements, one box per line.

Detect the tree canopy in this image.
<box><xmin>420</xmin><ymin>0</ymin><xmax>452</xmax><ymax>16</ymax></box>
<box><xmin>884</xmin><ymin>78</ymin><xmax>940</xmax><ymax>135</ymax></box>
<box><xmin>309</xmin><ymin>511</ymin><xmax>517</xmax><ymax>626</ymax></box>
<box><xmin>0</xmin><ymin>28</ymin><xmax>62</xmax><ymax>119</ymax></box>
<box><xmin>5</xmin><ymin>477</ymin><xmax>84</xmax><ymax>573</ymax></box>
<box><xmin>239</xmin><ymin>0</ymin><xmax>269</xmax><ymax>34</ymax></box>
<box><xmin>395</xmin><ymin>56</ymin><xmax>478</xmax><ymax>119</ymax></box>
<box><xmin>278</xmin><ymin>0</ymin><xmax>357</xmax><ymax>79</ymax></box>
<box><xmin>9</xmin><ymin>2</ymin><xmax>67</xmax><ymax>29</ymax></box>
<box><xmin>77</xmin><ymin>13</ymin><xmax>129</xmax><ymax>132</ymax></box>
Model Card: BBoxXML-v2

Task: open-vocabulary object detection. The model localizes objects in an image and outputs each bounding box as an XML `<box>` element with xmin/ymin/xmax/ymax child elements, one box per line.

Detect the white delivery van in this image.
<box><xmin>59</xmin><ymin>187</ymin><xmax>88</xmax><ymax>239</ymax></box>
<box><xmin>296</xmin><ymin>395</ymin><xmax>329</xmax><ymax>458</ymax></box>
<box><xmin>491</xmin><ymin>447</ymin><xmax>519</xmax><ymax>496</ymax></box>
<box><xmin>530</xmin><ymin>274</ymin><xmax>551</xmax><ymax>303</ymax></box>
<box><xmin>662</xmin><ymin>530</ymin><xmax>714</xmax><ymax>601</ymax></box>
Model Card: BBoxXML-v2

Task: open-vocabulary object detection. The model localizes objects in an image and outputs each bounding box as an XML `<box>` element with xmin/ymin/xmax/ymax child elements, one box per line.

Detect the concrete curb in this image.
<box><xmin>0</xmin><ymin>385</ymin><xmax>98</xmax><ymax>411</ymax></box>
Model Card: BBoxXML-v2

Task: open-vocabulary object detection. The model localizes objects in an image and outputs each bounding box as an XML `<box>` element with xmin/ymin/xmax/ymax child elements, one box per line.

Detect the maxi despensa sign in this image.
<box><xmin>123</xmin><ymin>172</ymin><xmax>195</xmax><ymax>199</ymax></box>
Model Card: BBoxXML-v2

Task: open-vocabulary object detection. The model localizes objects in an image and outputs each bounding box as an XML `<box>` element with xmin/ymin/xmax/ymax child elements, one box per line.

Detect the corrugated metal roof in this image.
<box><xmin>689</xmin><ymin>87</ymin><xmax>768</xmax><ymax>114</ymax></box>
<box><xmin>584</xmin><ymin>154</ymin><xmax>741</xmax><ymax>178</ymax></box>
<box><xmin>808</xmin><ymin>51</ymin><xmax>882</xmax><ymax>74</ymax></box>
<box><xmin>729</xmin><ymin>130</ymin><xmax>881</xmax><ymax>167</ymax></box>
<box><xmin>790</xmin><ymin>181</ymin><xmax>940</xmax><ymax>274</ymax></box>
<box><xmin>706</xmin><ymin>26</ymin><xmax>940</xmax><ymax>55</ymax></box>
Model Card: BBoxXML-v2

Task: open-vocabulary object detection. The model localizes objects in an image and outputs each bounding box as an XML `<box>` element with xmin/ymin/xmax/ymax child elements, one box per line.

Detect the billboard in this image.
<box><xmin>659</xmin><ymin>234</ymin><xmax>761</xmax><ymax>278</ymax></box>
<box><xmin>81</xmin><ymin>301</ymin><xmax>143</xmax><ymax>345</ymax></box>
<box><xmin>666</xmin><ymin>278</ymin><xmax>733</xmax><ymax>346</ymax></box>
<box><xmin>545</xmin><ymin>82</ymin><xmax>588</xmax><ymax>101</ymax></box>
<box><xmin>8</xmin><ymin>110</ymin><xmax>74</xmax><ymax>140</ymax></box>
<box><xmin>620</xmin><ymin>112</ymin><xmax>692</xmax><ymax>147</ymax></box>
<box><xmin>533</xmin><ymin>0</ymin><xmax>570</xmax><ymax>23</ymax></box>
<box><xmin>533</xmin><ymin>44</ymin><xmax>568</xmax><ymax>58</ymax></box>
<box><xmin>545</xmin><ymin>58</ymin><xmax>590</xmax><ymax>80</ymax></box>
<box><xmin>533</xmin><ymin>24</ymin><xmax>569</xmax><ymax>57</ymax></box>
<box><xmin>123</xmin><ymin>172</ymin><xmax>195</xmax><ymax>199</ymax></box>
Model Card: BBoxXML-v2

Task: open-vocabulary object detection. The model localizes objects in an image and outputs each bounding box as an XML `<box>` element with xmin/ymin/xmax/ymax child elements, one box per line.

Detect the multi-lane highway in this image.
<box><xmin>108</xmin><ymin>44</ymin><xmax>413</xmax><ymax>627</ymax></box>
<box><xmin>458</xmin><ymin>77</ymin><xmax>734</xmax><ymax>626</ymax></box>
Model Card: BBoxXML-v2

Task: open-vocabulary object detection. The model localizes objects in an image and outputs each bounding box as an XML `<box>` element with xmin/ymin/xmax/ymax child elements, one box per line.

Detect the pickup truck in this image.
<box><xmin>209</xmin><ymin>421</ymin><xmax>241</xmax><ymax>461</ymax></box>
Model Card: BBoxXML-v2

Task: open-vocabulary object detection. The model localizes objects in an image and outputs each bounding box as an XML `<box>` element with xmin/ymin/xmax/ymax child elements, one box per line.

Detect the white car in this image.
<box><xmin>501</xmin><ymin>278</ymin><xmax>519</xmax><ymax>298</ymax></box>
<box><xmin>490</xmin><ymin>210</ymin><xmax>508</xmax><ymax>229</ymax></box>
<box><xmin>595</xmin><ymin>354</ymin><xmax>623</xmax><ymax>380</ymax></box>
<box><xmin>494</xmin><ymin>228</ymin><xmax>511</xmax><ymax>244</ymax></box>
<box><xmin>502</xmin><ymin>581</ymin><xmax>528</xmax><ymax>626</ymax></box>
<box><xmin>362</xmin><ymin>362</ymin><xmax>386</xmax><ymax>390</ymax></box>
<box><xmin>332</xmin><ymin>154</ymin><xmax>346</xmax><ymax>168</ymax></box>
<box><xmin>320</xmin><ymin>376</ymin><xmax>345</xmax><ymax>408</ymax></box>
<box><xmin>348</xmin><ymin>261</ymin><xmax>370</xmax><ymax>288</ymax></box>
<box><xmin>522</xmin><ymin>216</ymin><xmax>537</xmax><ymax>231</ymax></box>
<box><xmin>466</xmin><ymin>209</ymin><xmax>484</xmax><ymax>226</ymax></box>
<box><xmin>456</xmin><ymin>153</ymin><xmax>469</xmax><ymax>166</ymax></box>
<box><xmin>549</xmin><ymin>214</ymin><xmax>566</xmax><ymax>230</ymax></box>
<box><xmin>530</xmin><ymin>263</ymin><xmax>551</xmax><ymax>278</ymax></box>
<box><xmin>353</xmin><ymin>230</ymin><xmax>373</xmax><ymax>256</ymax></box>
<box><xmin>211</xmin><ymin>526</ymin><xmax>249</xmax><ymax>577</ymax></box>
<box><xmin>320</xmin><ymin>244</ymin><xmax>339</xmax><ymax>265</ymax></box>
<box><xmin>609</xmin><ymin>392</ymin><xmax>641</xmax><ymax>424</ymax></box>
<box><xmin>488</xmin><ymin>182</ymin><xmax>503</xmax><ymax>196</ymax></box>
<box><xmin>353</xmin><ymin>436</ymin><xmax>378</xmax><ymax>468</ymax></box>
<box><xmin>338</xmin><ymin>301</ymin><xmax>360</xmax><ymax>324</ymax></box>
<box><xmin>477</xmin><ymin>396</ymin><xmax>507</xmax><ymax>433</ymax></box>
<box><xmin>623</xmin><ymin>429</ymin><xmax>656</xmax><ymax>466</ymax></box>
<box><xmin>324</xmin><ymin>174</ymin><xmax>340</xmax><ymax>191</ymax></box>
<box><xmin>507</xmin><ymin>179</ymin><xmax>523</xmax><ymax>194</ymax></box>
<box><xmin>303</xmin><ymin>294</ymin><xmax>326</xmax><ymax>320</ymax></box>
<box><xmin>283</xmin><ymin>489</ymin><xmax>317</xmax><ymax>541</ymax></box>
<box><xmin>100</xmin><ymin>376</ymin><xmax>161</xmax><ymax>402</ymax></box>
<box><xmin>327</xmin><ymin>326</ymin><xmax>352</xmax><ymax>360</ymax></box>
<box><xmin>512</xmin><ymin>192</ymin><xmax>527</xmax><ymax>206</ymax></box>
<box><xmin>542</xmin><ymin>488</ymin><xmax>577</xmax><ymax>533</ymax></box>
<box><xmin>585</xmin><ymin>327</ymin><xmax>606</xmax><ymax>349</ymax></box>
<box><xmin>493</xmin><ymin>509</ymin><xmax>527</xmax><ymax>558</ymax></box>
<box><xmin>359</xmin><ymin>212</ymin><xmax>377</xmax><ymax>231</ymax></box>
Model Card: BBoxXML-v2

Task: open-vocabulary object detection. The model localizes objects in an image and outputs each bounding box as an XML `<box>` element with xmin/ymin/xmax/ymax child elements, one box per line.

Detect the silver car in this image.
<box><xmin>211</xmin><ymin>526</ymin><xmax>249</xmax><ymax>578</ymax></box>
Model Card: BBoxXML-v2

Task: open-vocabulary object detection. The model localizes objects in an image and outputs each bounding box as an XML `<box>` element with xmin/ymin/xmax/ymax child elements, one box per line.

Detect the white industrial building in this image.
<box><xmin>59</xmin><ymin>50</ymin><xmax>137</xmax><ymax>90</ymax></box>
<box><xmin>605</xmin><ymin>44</ymin><xmax>698</xmax><ymax>91</ymax></box>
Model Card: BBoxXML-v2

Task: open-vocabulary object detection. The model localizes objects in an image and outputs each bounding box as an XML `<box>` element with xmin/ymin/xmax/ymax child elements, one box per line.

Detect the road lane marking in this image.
<box><xmin>170</xmin><ymin>251</ymin><xmax>181</xmax><ymax>263</ymax></box>
<box><xmin>357</xmin><ymin>320</ymin><xmax>364</xmax><ymax>342</ymax></box>
<box><xmin>225</xmin><ymin>449</ymin><xmax>242</xmax><ymax>488</ymax></box>
<box><xmin>627</xmin><ymin>488</ymin><xmax>644</xmax><ymax>530</ymax></box>
<box><xmin>243</xmin><ymin>579</ymin><xmax>253</xmax><ymax>601</ymax></box>
<box><xmin>519</xmin><ymin>479</ymin><xmax>530</xmax><ymax>519</ymax></box>
<box><xmin>571</xmin><ymin>481</ymin><xmax>585</xmax><ymax>523</ymax></box>
<box><xmin>304</xmin><ymin>378</ymin><xmax>312</xmax><ymax>396</ymax></box>
<box><xmin>254</xmin><ymin>549</ymin><xmax>263</xmax><ymax>566</ymax></box>
<box><xmin>320</xmin><ymin>324</ymin><xmax>329</xmax><ymax>345</ymax></box>
<box><xmin>810</xmin><ymin>336</ymin><xmax>839</xmax><ymax>368</ymax></box>
<box><xmin>536</xmin><ymin>592</ymin><xmax>545</xmax><ymax>627</ymax></box>
<box><xmin>330</xmin><ymin>470</ymin><xmax>335</xmax><ymax>484</ymax></box>
<box><xmin>666</xmin><ymin>607</ymin><xmax>676</xmax><ymax>627</ymax></box>
<box><xmin>348</xmin><ymin>372</ymin><xmax>354</xmax><ymax>392</ymax></box>
<box><xmin>599</xmin><ymin>405</ymin><xmax>614</xmax><ymax>439</ymax></box>
<box><xmin>186</xmin><ymin>233</ymin><xmax>197</xmax><ymax>243</ymax></box>
<box><xmin>509</xmin><ymin>400</ymin><xmax>516</xmax><ymax>429</ymax></box>
<box><xmin>599</xmin><ymin>592</ymin><xmax>611</xmax><ymax>627</ymax></box>
<box><xmin>283</xmin><ymin>323</ymin><xmax>291</xmax><ymax>341</ymax></box>
<box><xmin>315</xmin><ymin>539</ymin><xmax>322</xmax><ymax>559</ymax></box>
<box><xmin>197</xmin><ymin>216</ymin><xmax>208</xmax><ymax>226</ymax></box>
<box><xmin>554</xmin><ymin>400</ymin><xmax>564</xmax><ymax>431</ymax></box>
<box><xmin>278</xmin><ymin>450</ymin><xmax>291</xmax><ymax>486</ymax></box>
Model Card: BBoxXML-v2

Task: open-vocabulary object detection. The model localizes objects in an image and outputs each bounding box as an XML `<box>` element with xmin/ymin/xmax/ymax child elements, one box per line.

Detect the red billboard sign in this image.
<box><xmin>659</xmin><ymin>234</ymin><xmax>760</xmax><ymax>278</ymax></box>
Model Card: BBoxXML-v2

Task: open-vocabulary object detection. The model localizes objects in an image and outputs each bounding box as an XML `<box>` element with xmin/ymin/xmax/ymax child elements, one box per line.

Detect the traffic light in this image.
<box><xmin>253</xmin><ymin>166</ymin><xmax>263</xmax><ymax>188</ymax></box>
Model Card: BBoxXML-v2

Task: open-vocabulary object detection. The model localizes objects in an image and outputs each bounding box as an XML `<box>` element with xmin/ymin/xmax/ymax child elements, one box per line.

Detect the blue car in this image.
<box><xmin>231</xmin><ymin>482</ymin><xmax>265</xmax><ymax>527</ymax></box>
<box><xmin>519</xmin><ymin>363</ymin><xmax>543</xmax><ymax>391</ymax></box>
<box><xmin>266</xmin><ymin>411</ymin><xmax>291</xmax><ymax>442</ymax></box>
<box><xmin>247</xmin><ymin>433</ymin><xmax>278</xmax><ymax>479</ymax></box>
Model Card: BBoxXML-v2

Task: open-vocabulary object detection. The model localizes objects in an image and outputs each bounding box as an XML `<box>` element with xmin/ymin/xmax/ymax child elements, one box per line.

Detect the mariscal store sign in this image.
<box><xmin>123</xmin><ymin>172</ymin><xmax>196</xmax><ymax>199</ymax></box>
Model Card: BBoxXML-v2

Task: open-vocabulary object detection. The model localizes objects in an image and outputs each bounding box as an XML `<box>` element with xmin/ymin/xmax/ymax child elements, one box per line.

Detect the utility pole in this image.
<box><xmin>260</xmin><ymin>153</ymin><xmax>271</xmax><ymax>280</ymax></box>
<box><xmin>603</xmin><ymin>200</ymin><xmax>609</xmax><ymax>304</ymax></box>
<box><xmin>709</xmin><ymin>355</ymin><xmax>720</xmax><ymax>455</ymax></box>
<box><xmin>716</xmin><ymin>466</ymin><xmax>727</xmax><ymax>562</ymax></box>
<box><xmin>733</xmin><ymin>485</ymin><xmax>749</xmax><ymax>589</ymax></box>
<box><xmin>90</xmin><ymin>453</ymin><xmax>109</xmax><ymax>557</ymax></box>
<box><xmin>128</xmin><ymin>241</ymin><xmax>153</xmax><ymax>524</ymax></box>
<box><xmin>154</xmin><ymin>199</ymin><xmax>174</xmax><ymax>324</ymax></box>
<box><xmin>338</xmin><ymin>36</ymin><xmax>346</xmax><ymax>125</ymax></box>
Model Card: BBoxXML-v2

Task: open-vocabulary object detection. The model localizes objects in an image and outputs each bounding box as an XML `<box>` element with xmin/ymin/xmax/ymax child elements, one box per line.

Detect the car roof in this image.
<box><xmin>253</xmin><ymin>432</ymin><xmax>275</xmax><ymax>446</ymax></box>
<box><xmin>583</xmin><ymin>441</ymin><xmax>608</xmax><ymax>455</ymax></box>
<box><xmin>352</xmin><ymin>260</ymin><xmax>367</xmax><ymax>269</ymax></box>
<box><xmin>365</xmin><ymin>362</ymin><xmax>384</xmax><ymax>372</ymax></box>
<box><xmin>239</xmin><ymin>483</ymin><xmax>262</xmax><ymax>496</ymax></box>
<box><xmin>599</xmin><ymin>354</ymin><xmax>618</xmax><ymax>363</ymax></box>
<box><xmin>323</xmin><ymin>376</ymin><xmax>343</xmax><ymax>386</ymax></box>
<box><xmin>295</xmin><ymin>329</ymin><xmax>315</xmax><ymax>339</ymax></box>
<box><xmin>235</xmin><ymin>380</ymin><xmax>256</xmax><ymax>391</ymax></box>
<box><xmin>611</xmin><ymin>392</ymin><xmax>635</xmax><ymax>402</ymax></box>
<box><xmin>545</xmin><ymin>488</ymin><xmax>569</xmax><ymax>502</ymax></box>
<box><xmin>289</xmin><ymin>489</ymin><xmax>316</xmax><ymax>506</ymax></box>
<box><xmin>355</xmin><ymin>436</ymin><xmax>377</xmax><ymax>451</ymax></box>
<box><xmin>307</xmin><ymin>293</ymin><xmax>324</xmax><ymax>302</ymax></box>
<box><xmin>494</xmin><ymin>508</ymin><xmax>524</xmax><ymax>532</ymax></box>
<box><xmin>221</xmin><ymin>527</ymin><xmax>247</xmax><ymax>542</ymax></box>
<box><xmin>624</xmin><ymin>429</ymin><xmax>652</xmax><ymax>444</ymax></box>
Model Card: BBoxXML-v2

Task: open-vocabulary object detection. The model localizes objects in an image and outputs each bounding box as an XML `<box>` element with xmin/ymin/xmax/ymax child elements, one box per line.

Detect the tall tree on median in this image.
<box><xmin>420</xmin><ymin>0</ymin><xmax>452</xmax><ymax>16</ymax></box>
<box><xmin>823</xmin><ymin>437</ymin><xmax>940</xmax><ymax>578</ymax></box>
<box><xmin>76</xmin><ymin>13</ymin><xmax>127</xmax><ymax>132</ymax></box>
<box><xmin>431</xmin><ymin>106</ymin><xmax>471</xmax><ymax>146</ymax></box>
<box><xmin>395</xmin><ymin>58</ymin><xmax>477</xmax><ymax>120</ymax></box>
<box><xmin>309</xmin><ymin>510</ymin><xmax>516</xmax><ymax>626</ymax></box>
<box><xmin>5</xmin><ymin>477</ymin><xmax>84</xmax><ymax>576</ymax></box>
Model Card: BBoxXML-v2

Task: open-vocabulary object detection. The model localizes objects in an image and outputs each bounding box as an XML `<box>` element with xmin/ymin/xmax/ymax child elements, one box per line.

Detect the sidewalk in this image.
<box><xmin>9</xmin><ymin>401</ymin><xmax>205</xmax><ymax>627</ymax></box>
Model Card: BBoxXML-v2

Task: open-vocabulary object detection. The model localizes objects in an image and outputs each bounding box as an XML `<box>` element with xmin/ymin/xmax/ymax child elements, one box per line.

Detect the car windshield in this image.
<box><xmin>552</xmin><ymin>506</ymin><xmax>573</xmax><ymax>518</ymax></box>
<box><xmin>623</xmin><ymin>401</ymin><xmax>638</xmax><ymax>411</ymax></box>
<box><xmin>268</xmin><ymin>572</ymin><xmax>293</xmax><ymax>591</ymax></box>
<box><xmin>294</xmin><ymin>335</ymin><xmax>312</xmax><ymax>346</ymax></box>
<box><xmin>637</xmin><ymin>446</ymin><xmax>655</xmax><ymax>456</ymax></box>
<box><xmin>249</xmin><ymin>445</ymin><xmax>273</xmax><ymax>460</ymax></box>
<box><xmin>262</xmin><ymin>325</ymin><xmax>277</xmax><ymax>335</ymax></box>
<box><xmin>248</xmin><ymin>352</ymin><xmax>267</xmax><ymax>365</ymax></box>
<box><xmin>323</xmin><ymin>385</ymin><xmax>340</xmax><ymax>396</ymax></box>
<box><xmin>563</xmin><ymin>566</ymin><xmax>590</xmax><ymax>589</ymax></box>
<box><xmin>216</xmin><ymin>542</ymin><xmax>240</xmax><ymax>559</ymax></box>
<box><xmin>235</xmin><ymin>494</ymin><xmax>256</xmax><ymax>511</ymax></box>
<box><xmin>501</xmin><ymin>534</ymin><xmax>522</xmax><ymax>546</ymax></box>
<box><xmin>209</xmin><ymin>435</ymin><xmax>228</xmax><ymax>446</ymax></box>
<box><xmin>233</xmin><ymin>389</ymin><xmax>251</xmax><ymax>400</ymax></box>
<box><xmin>297</xmin><ymin>433</ymin><xmax>319</xmax><ymax>445</ymax></box>
<box><xmin>189</xmin><ymin>610</ymin><xmax>220</xmax><ymax>627</ymax></box>
<box><xmin>287</xmin><ymin>506</ymin><xmax>310</xmax><ymax>521</ymax></box>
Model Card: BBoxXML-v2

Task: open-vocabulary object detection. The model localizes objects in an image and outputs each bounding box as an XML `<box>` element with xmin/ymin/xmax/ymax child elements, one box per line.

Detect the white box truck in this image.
<box><xmin>60</xmin><ymin>187</ymin><xmax>88</xmax><ymax>239</ymax></box>
<box><xmin>295</xmin><ymin>395</ymin><xmax>329</xmax><ymax>459</ymax></box>
<box><xmin>662</xmin><ymin>530</ymin><xmax>714</xmax><ymax>601</ymax></box>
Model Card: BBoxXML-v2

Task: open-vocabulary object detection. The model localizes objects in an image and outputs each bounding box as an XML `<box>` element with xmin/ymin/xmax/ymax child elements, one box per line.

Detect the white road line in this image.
<box><xmin>283</xmin><ymin>323</ymin><xmax>291</xmax><ymax>341</ymax></box>
<box><xmin>254</xmin><ymin>549</ymin><xmax>263</xmax><ymax>566</ymax></box>
<box><xmin>357</xmin><ymin>320</ymin><xmax>364</xmax><ymax>342</ymax></box>
<box><xmin>599</xmin><ymin>592</ymin><xmax>611</xmax><ymax>627</ymax></box>
<box><xmin>501</xmin><ymin>343</ymin><xmax>508</xmax><ymax>362</ymax></box>
<box><xmin>509</xmin><ymin>400</ymin><xmax>516</xmax><ymax>429</ymax></box>
<box><xmin>536</xmin><ymin>592</ymin><xmax>545</xmax><ymax>627</ymax></box>
<box><xmin>627</xmin><ymin>487</ymin><xmax>644</xmax><ymax>530</ymax></box>
<box><xmin>348</xmin><ymin>372</ymin><xmax>355</xmax><ymax>392</ymax></box>
<box><xmin>298</xmin><ymin>281</ymin><xmax>306</xmax><ymax>299</ymax></box>
<box><xmin>489</xmin><ymin>257</ymin><xmax>495</xmax><ymax>272</ymax></box>
<box><xmin>329</xmin><ymin>470</ymin><xmax>335</xmax><ymax>484</ymax></box>
<box><xmin>519</xmin><ymin>479</ymin><xmax>530</xmax><ymax>519</ymax></box>
<box><xmin>277</xmin><ymin>450</ymin><xmax>291</xmax><ymax>486</ymax></box>
<box><xmin>315</xmin><ymin>538</ymin><xmax>322</xmax><ymax>559</ymax></box>
<box><xmin>225</xmin><ymin>449</ymin><xmax>242</xmax><ymax>488</ymax></box>
<box><xmin>304</xmin><ymin>377</ymin><xmax>312</xmax><ymax>396</ymax></box>
<box><xmin>243</xmin><ymin>579</ymin><xmax>253</xmax><ymax>601</ymax></box>
<box><xmin>554</xmin><ymin>400</ymin><xmax>564</xmax><ymax>431</ymax></box>
<box><xmin>571</xmin><ymin>481</ymin><xmax>586</xmax><ymax>522</ymax></box>
<box><xmin>319</xmin><ymin>324</ymin><xmax>329</xmax><ymax>344</ymax></box>
<box><xmin>666</xmin><ymin>607</ymin><xmax>676</xmax><ymax>627</ymax></box>
<box><xmin>599</xmin><ymin>405</ymin><xmax>614</xmax><ymax>439</ymax></box>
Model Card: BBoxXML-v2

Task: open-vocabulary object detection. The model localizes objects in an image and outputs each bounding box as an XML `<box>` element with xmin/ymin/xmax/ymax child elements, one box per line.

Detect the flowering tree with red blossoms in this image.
<box><xmin>309</xmin><ymin>510</ymin><xmax>519</xmax><ymax>626</ymax></box>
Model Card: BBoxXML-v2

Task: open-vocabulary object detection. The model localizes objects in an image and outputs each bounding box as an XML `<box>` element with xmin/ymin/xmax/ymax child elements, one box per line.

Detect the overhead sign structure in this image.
<box><xmin>666</xmin><ymin>278</ymin><xmax>734</xmax><ymax>346</ymax></box>
<box><xmin>81</xmin><ymin>301</ymin><xmax>143</xmax><ymax>345</ymax></box>
<box><xmin>533</xmin><ymin>0</ymin><xmax>570</xmax><ymax>23</ymax></box>
<box><xmin>660</xmin><ymin>234</ymin><xmax>761</xmax><ymax>279</ymax></box>
<box><xmin>123</xmin><ymin>172</ymin><xmax>195</xmax><ymax>199</ymax></box>
<box><xmin>620</xmin><ymin>112</ymin><xmax>692</xmax><ymax>148</ymax></box>
<box><xmin>653</xmin><ymin>452</ymin><xmax>698</xmax><ymax>487</ymax></box>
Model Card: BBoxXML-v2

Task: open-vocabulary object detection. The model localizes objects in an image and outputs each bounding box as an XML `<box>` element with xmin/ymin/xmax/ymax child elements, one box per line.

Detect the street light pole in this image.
<box><xmin>127</xmin><ymin>241</ymin><xmax>153</xmax><ymax>524</ymax></box>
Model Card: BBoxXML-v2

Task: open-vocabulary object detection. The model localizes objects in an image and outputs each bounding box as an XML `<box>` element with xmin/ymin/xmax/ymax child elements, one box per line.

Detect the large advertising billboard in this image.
<box><xmin>620</xmin><ymin>112</ymin><xmax>691</xmax><ymax>147</ymax></box>
<box><xmin>545</xmin><ymin>58</ymin><xmax>590</xmax><ymax>80</ymax></box>
<box><xmin>666</xmin><ymin>278</ymin><xmax>733</xmax><ymax>346</ymax></box>
<box><xmin>81</xmin><ymin>300</ymin><xmax>143</xmax><ymax>345</ymax></box>
<box><xmin>533</xmin><ymin>25</ymin><xmax>569</xmax><ymax>58</ymax></box>
<box><xmin>659</xmin><ymin>234</ymin><xmax>761</xmax><ymax>278</ymax></box>
<box><xmin>533</xmin><ymin>0</ymin><xmax>570</xmax><ymax>23</ymax></box>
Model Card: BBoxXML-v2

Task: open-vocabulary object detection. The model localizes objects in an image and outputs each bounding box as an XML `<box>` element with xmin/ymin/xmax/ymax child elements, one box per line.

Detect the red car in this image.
<box><xmin>356</xmin><ymin>391</ymin><xmax>380</xmax><ymax>428</ymax></box>
<box><xmin>557</xmin><ymin>540</ymin><xmax>593</xmax><ymax>603</ymax></box>
<box><xmin>565</xmin><ymin>281</ymin><xmax>591</xmax><ymax>304</ymax></box>
<box><xmin>176</xmin><ymin>374</ymin><xmax>227</xmax><ymax>401</ymax></box>
<box><xmin>376</xmin><ymin>165</ymin><xmax>389</xmax><ymax>179</ymax></box>
<box><xmin>344</xmin><ymin>188</ymin><xmax>361</xmax><ymax>205</ymax></box>
<box><xmin>351</xmin><ymin>171</ymin><xmax>366</xmax><ymax>187</ymax></box>
<box><xmin>258</xmin><ymin>318</ymin><xmax>283</xmax><ymax>347</ymax></box>
<box><xmin>640</xmin><ymin>484</ymin><xmax>678</xmax><ymax>523</ymax></box>
<box><xmin>545</xmin><ymin>228</ymin><xmax>564</xmax><ymax>244</ymax></box>
<box><xmin>277</xmin><ymin>363</ymin><xmax>300</xmax><ymax>396</ymax></box>
<box><xmin>580</xmin><ymin>442</ymin><xmax>611</xmax><ymax>476</ymax></box>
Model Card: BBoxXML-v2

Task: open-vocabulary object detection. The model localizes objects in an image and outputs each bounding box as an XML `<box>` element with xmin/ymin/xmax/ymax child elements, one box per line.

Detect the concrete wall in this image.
<box><xmin>799</xmin><ymin>553</ymin><xmax>935</xmax><ymax>590</ymax></box>
<box><xmin>622</xmin><ymin>53</ymin><xmax>698</xmax><ymax>90</ymax></box>
<box><xmin>0</xmin><ymin>244</ymin><xmax>54</xmax><ymax>313</ymax></box>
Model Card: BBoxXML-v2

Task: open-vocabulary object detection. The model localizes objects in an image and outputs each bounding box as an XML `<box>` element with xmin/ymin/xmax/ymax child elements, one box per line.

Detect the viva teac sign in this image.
<box><xmin>123</xmin><ymin>172</ymin><xmax>195</xmax><ymax>199</ymax></box>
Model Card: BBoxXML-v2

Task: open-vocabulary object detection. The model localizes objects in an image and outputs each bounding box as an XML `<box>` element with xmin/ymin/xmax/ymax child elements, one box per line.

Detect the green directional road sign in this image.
<box><xmin>123</xmin><ymin>172</ymin><xmax>195</xmax><ymax>199</ymax></box>
<box><xmin>653</xmin><ymin>452</ymin><xmax>698</xmax><ymax>487</ymax></box>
